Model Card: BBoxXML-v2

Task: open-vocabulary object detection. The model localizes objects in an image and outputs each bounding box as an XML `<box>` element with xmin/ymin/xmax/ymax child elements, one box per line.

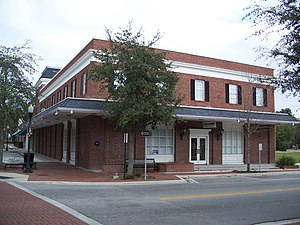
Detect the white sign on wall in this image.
<box><xmin>203</xmin><ymin>121</ymin><xmax>216</xmax><ymax>129</ymax></box>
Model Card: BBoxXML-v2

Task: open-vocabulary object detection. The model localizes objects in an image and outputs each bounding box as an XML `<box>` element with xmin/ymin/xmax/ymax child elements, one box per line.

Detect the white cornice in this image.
<box><xmin>171</xmin><ymin>61</ymin><xmax>270</xmax><ymax>82</ymax></box>
<box><xmin>39</xmin><ymin>49</ymin><xmax>95</xmax><ymax>102</ymax></box>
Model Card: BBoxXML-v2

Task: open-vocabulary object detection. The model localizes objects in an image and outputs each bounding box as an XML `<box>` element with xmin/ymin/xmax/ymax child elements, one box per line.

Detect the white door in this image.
<box><xmin>190</xmin><ymin>136</ymin><xmax>208</xmax><ymax>164</ymax></box>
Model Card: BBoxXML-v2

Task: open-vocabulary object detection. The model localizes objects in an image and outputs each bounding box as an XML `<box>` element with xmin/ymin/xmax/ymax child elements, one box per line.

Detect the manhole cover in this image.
<box><xmin>0</xmin><ymin>176</ymin><xmax>12</xmax><ymax>179</ymax></box>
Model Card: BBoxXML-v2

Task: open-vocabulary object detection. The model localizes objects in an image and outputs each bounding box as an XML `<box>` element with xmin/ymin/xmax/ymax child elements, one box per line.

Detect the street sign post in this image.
<box><xmin>259</xmin><ymin>143</ymin><xmax>263</xmax><ymax>172</ymax></box>
<box><xmin>140</xmin><ymin>130</ymin><xmax>151</xmax><ymax>136</ymax></box>
<box><xmin>140</xmin><ymin>130</ymin><xmax>151</xmax><ymax>180</ymax></box>
<box><xmin>123</xmin><ymin>133</ymin><xmax>128</xmax><ymax>179</ymax></box>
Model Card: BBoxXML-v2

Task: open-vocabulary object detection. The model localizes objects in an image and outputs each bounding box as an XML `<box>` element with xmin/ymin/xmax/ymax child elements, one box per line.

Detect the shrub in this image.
<box><xmin>275</xmin><ymin>155</ymin><xmax>296</xmax><ymax>167</ymax></box>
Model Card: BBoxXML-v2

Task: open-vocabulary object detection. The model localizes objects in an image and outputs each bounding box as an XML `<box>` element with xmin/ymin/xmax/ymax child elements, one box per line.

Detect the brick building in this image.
<box><xmin>31</xmin><ymin>39</ymin><xmax>296</xmax><ymax>172</ymax></box>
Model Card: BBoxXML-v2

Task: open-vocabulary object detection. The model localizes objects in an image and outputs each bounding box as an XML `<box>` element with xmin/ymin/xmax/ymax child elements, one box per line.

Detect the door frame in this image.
<box><xmin>189</xmin><ymin>129</ymin><xmax>211</xmax><ymax>165</ymax></box>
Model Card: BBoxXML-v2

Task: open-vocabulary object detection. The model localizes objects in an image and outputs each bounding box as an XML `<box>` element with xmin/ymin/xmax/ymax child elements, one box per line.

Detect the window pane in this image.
<box><xmin>229</xmin><ymin>84</ymin><xmax>238</xmax><ymax>104</ymax></box>
<box><xmin>222</xmin><ymin>130</ymin><xmax>243</xmax><ymax>155</ymax></box>
<box><xmin>256</xmin><ymin>88</ymin><xmax>264</xmax><ymax>106</ymax></box>
<box><xmin>195</xmin><ymin>80</ymin><xmax>205</xmax><ymax>101</ymax></box>
<box><xmin>153</xmin><ymin>137</ymin><xmax>159</xmax><ymax>145</ymax></box>
<box><xmin>146</xmin><ymin>127</ymin><xmax>173</xmax><ymax>155</ymax></box>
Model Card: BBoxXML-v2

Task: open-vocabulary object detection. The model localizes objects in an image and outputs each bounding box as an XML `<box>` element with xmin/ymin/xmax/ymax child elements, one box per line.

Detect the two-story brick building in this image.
<box><xmin>31</xmin><ymin>39</ymin><xmax>296</xmax><ymax>172</ymax></box>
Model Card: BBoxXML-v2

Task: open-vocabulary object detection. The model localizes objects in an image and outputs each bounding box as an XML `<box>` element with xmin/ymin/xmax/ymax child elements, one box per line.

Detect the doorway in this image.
<box><xmin>189</xmin><ymin>129</ymin><xmax>210</xmax><ymax>164</ymax></box>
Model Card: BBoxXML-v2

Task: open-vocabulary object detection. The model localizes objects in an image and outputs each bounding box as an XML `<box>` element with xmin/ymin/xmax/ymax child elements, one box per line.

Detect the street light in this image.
<box><xmin>23</xmin><ymin>104</ymin><xmax>34</xmax><ymax>173</ymax></box>
<box><xmin>5</xmin><ymin>125</ymin><xmax>9</xmax><ymax>151</ymax></box>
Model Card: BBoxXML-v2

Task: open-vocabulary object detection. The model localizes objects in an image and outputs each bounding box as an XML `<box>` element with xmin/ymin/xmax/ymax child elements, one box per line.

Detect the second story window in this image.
<box><xmin>191</xmin><ymin>79</ymin><xmax>209</xmax><ymax>102</ymax></box>
<box><xmin>57</xmin><ymin>90</ymin><xmax>61</xmax><ymax>102</ymax></box>
<box><xmin>47</xmin><ymin>98</ymin><xmax>51</xmax><ymax>108</ymax></box>
<box><xmin>80</xmin><ymin>72</ymin><xmax>88</xmax><ymax>95</ymax></box>
<box><xmin>253</xmin><ymin>87</ymin><xmax>267</xmax><ymax>107</ymax></box>
<box><xmin>71</xmin><ymin>79</ymin><xmax>77</xmax><ymax>97</ymax></box>
<box><xmin>225</xmin><ymin>84</ymin><xmax>242</xmax><ymax>105</ymax></box>
<box><xmin>63</xmin><ymin>85</ymin><xmax>68</xmax><ymax>99</ymax></box>
<box><xmin>52</xmin><ymin>94</ymin><xmax>56</xmax><ymax>105</ymax></box>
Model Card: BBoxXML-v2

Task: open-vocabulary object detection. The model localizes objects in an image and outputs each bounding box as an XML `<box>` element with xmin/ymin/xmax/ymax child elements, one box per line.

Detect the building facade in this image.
<box><xmin>31</xmin><ymin>39</ymin><xmax>296</xmax><ymax>172</ymax></box>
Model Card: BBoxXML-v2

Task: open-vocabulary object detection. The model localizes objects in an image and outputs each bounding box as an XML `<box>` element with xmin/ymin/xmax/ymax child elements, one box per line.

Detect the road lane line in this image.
<box><xmin>159</xmin><ymin>187</ymin><xmax>300</xmax><ymax>201</ymax></box>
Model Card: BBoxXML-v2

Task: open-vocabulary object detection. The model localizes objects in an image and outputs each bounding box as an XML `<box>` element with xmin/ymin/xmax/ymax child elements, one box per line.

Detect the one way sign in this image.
<box><xmin>140</xmin><ymin>130</ymin><xmax>151</xmax><ymax>136</ymax></box>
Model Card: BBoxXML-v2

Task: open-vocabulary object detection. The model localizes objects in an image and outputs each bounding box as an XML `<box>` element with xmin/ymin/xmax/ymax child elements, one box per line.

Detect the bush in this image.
<box><xmin>275</xmin><ymin>155</ymin><xmax>296</xmax><ymax>167</ymax></box>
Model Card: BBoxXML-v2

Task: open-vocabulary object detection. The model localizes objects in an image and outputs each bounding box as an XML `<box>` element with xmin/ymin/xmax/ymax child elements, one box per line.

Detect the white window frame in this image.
<box><xmin>145</xmin><ymin>126</ymin><xmax>174</xmax><ymax>162</ymax></box>
<box><xmin>71</xmin><ymin>80</ymin><xmax>76</xmax><ymax>97</ymax></box>
<box><xmin>195</xmin><ymin>80</ymin><xmax>205</xmax><ymax>101</ymax></box>
<box><xmin>222</xmin><ymin>130</ymin><xmax>243</xmax><ymax>155</ymax></box>
<box><xmin>229</xmin><ymin>84</ymin><xmax>238</xmax><ymax>104</ymax></box>
<box><xmin>63</xmin><ymin>85</ymin><xmax>68</xmax><ymax>99</ymax></box>
<box><xmin>82</xmin><ymin>72</ymin><xmax>87</xmax><ymax>95</ymax></box>
<box><xmin>57</xmin><ymin>91</ymin><xmax>61</xmax><ymax>102</ymax></box>
<box><xmin>256</xmin><ymin>88</ymin><xmax>264</xmax><ymax>106</ymax></box>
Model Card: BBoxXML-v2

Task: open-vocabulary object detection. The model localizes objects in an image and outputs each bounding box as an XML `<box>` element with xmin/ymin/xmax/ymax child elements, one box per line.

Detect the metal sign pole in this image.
<box><xmin>123</xmin><ymin>133</ymin><xmax>128</xmax><ymax>180</ymax></box>
<box><xmin>145</xmin><ymin>147</ymin><xmax>147</xmax><ymax>180</ymax></box>
<box><xmin>140</xmin><ymin>130</ymin><xmax>151</xmax><ymax>181</ymax></box>
<box><xmin>259</xmin><ymin>143</ymin><xmax>263</xmax><ymax>172</ymax></box>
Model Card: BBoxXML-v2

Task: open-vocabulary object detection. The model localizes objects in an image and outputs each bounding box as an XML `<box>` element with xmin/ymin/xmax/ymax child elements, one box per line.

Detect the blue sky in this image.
<box><xmin>1</xmin><ymin>0</ymin><xmax>299</xmax><ymax>117</ymax></box>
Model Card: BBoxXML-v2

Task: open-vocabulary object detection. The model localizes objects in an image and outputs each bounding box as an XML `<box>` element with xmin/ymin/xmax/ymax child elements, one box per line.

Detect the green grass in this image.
<box><xmin>276</xmin><ymin>151</ymin><xmax>300</xmax><ymax>163</ymax></box>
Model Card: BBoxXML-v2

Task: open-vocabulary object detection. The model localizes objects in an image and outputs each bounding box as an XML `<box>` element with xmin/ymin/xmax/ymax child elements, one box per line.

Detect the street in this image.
<box><xmin>16</xmin><ymin>173</ymin><xmax>300</xmax><ymax>225</ymax></box>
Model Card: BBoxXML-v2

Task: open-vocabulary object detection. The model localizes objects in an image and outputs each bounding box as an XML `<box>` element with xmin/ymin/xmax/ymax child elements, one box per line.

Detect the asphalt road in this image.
<box><xmin>17</xmin><ymin>172</ymin><xmax>300</xmax><ymax>225</ymax></box>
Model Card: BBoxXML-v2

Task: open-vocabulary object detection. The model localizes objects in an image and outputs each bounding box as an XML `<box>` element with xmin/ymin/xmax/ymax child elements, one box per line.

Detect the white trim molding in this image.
<box><xmin>39</xmin><ymin>49</ymin><xmax>95</xmax><ymax>102</ymax></box>
<box><xmin>171</xmin><ymin>61</ymin><xmax>271</xmax><ymax>83</ymax></box>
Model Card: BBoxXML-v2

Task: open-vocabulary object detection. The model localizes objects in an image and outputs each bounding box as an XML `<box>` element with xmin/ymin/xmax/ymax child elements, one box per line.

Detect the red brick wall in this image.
<box><xmin>50</xmin><ymin>126</ymin><xmax>56</xmax><ymax>158</ymax></box>
<box><xmin>210</xmin><ymin>122</ymin><xmax>223</xmax><ymax>165</ymax></box>
<box><xmin>55</xmin><ymin>124</ymin><xmax>63</xmax><ymax>160</ymax></box>
<box><xmin>269</xmin><ymin>125</ymin><xmax>276</xmax><ymax>163</ymax></box>
<box><xmin>174</xmin><ymin>123</ymin><xmax>190</xmax><ymax>163</ymax></box>
<box><xmin>77</xmin><ymin>116</ymin><xmax>106</xmax><ymax>169</ymax></box>
<box><xmin>244</xmin><ymin>125</ymin><xmax>275</xmax><ymax>164</ymax></box>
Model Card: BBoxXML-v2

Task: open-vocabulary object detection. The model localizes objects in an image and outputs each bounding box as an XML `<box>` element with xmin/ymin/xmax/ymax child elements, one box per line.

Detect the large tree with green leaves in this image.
<box><xmin>0</xmin><ymin>42</ymin><xmax>38</xmax><ymax>166</ymax></box>
<box><xmin>244</xmin><ymin>0</ymin><xmax>300</xmax><ymax>96</ymax></box>
<box><xmin>91</xmin><ymin>23</ymin><xmax>181</xmax><ymax>176</ymax></box>
<box><xmin>276</xmin><ymin>108</ymin><xmax>297</xmax><ymax>151</ymax></box>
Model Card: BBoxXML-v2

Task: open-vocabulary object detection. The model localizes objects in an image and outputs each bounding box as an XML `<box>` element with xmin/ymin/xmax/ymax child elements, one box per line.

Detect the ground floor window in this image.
<box><xmin>222</xmin><ymin>130</ymin><xmax>243</xmax><ymax>154</ymax></box>
<box><xmin>146</xmin><ymin>127</ymin><xmax>173</xmax><ymax>155</ymax></box>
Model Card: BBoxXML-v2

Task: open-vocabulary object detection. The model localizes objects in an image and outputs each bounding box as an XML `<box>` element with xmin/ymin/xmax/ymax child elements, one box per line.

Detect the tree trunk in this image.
<box><xmin>246</xmin><ymin>118</ymin><xmax>251</xmax><ymax>172</ymax></box>
<box><xmin>127</xmin><ymin>129</ymin><xmax>136</xmax><ymax>176</ymax></box>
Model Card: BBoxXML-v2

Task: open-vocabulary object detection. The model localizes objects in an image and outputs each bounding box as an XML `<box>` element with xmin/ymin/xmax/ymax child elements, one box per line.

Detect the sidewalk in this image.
<box><xmin>0</xmin><ymin>182</ymin><xmax>89</xmax><ymax>225</ymax></box>
<box><xmin>1</xmin><ymin>145</ymin><xmax>181</xmax><ymax>182</ymax></box>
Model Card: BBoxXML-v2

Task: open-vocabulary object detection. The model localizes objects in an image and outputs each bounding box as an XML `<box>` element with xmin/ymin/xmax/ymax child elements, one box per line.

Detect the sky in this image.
<box><xmin>1</xmin><ymin>0</ymin><xmax>299</xmax><ymax>117</ymax></box>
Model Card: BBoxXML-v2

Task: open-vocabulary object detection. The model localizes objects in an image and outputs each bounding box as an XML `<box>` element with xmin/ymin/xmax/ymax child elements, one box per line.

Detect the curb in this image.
<box><xmin>255</xmin><ymin>218</ymin><xmax>300</xmax><ymax>225</ymax></box>
<box><xmin>1</xmin><ymin>170</ymin><xmax>299</xmax><ymax>185</ymax></box>
<box><xmin>177</xmin><ymin>170</ymin><xmax>300</xmax><ymax>179</ymax></box>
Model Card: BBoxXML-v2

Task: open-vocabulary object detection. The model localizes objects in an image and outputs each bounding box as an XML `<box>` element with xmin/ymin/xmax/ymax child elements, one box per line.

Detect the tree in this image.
<box><xmin>0</xmin><ymin>41</ymin><xmax>38</xmax><ymax>165</ymax></box>
<box><xmin>90</xmin><ymin>23</ymin><xmax>181</xmax><ymax>176</ymax></box>
<box><xmin>244</xmin><ymin>0</ymin><xmax>300</xmax><ymax>96</ymax></box>
<box><xmin>276</xmin><ymin>108</ymin><xmax>297</xmax><ymax>151</ymax></box>
<box><xmin>241</xmin><ymin>76</ymin><xmax>273</xmax><ymax>172</ymax></box>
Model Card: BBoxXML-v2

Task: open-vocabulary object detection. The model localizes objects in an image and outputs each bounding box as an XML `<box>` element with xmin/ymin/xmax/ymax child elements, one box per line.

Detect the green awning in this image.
<box><xmin>12</xmin><ymin>129</ymin><xmax>26</xmax><ymax>137</ymax></box>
